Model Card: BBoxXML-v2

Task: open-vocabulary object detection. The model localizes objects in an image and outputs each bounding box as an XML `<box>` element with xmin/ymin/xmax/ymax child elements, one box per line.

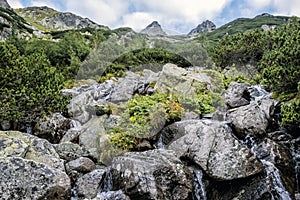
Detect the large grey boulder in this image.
<box><xmin>227</xmin><ymin>99</ymin><xmax>276</xmax><ymax>138</ymax></box>
<box><xmin>34</xmin><ymin>113</ymin><xmax>71</xmax><ymax>143</ymax></box>
<box><xmin>96</xmin><ymin>190</ymin><xmax>130</xmax><ymax>200</ymax></box>
<box><xmin>0</xmin><ymin>131</ymin><xmax>64</xmax><ymax>170</ymax></box>
<box><xmin>224</xmin><ymin>82</ymin><xmax>251</xmax><ymax>108</ymax></box>
<box><xmin>167</xmin><ymin>120</ymin><xmax>264</xmax><ymax>180</ymax></box>
<box><xmin>76</xmin><ymin>169</ymin><xmax>107</xmax><ymax>199</ymax></box>
<box><xmin>55</xmin><ymin>142</ymin><xmax>88</xmax><ymax>161</ymax></box>
<box><xmin>155</xmin><ymin>64</ymin><xmax>224</xmax><ymax>96</ymax></box>
<box><xmin>111</xmin><ymin>149</ymin><xmax>193</xmax><ymax>200</ymax></box>
<box><xmin>0</xmin><ymin>157</ymin><xmax>71</xmax><ymax>200</ymax></box>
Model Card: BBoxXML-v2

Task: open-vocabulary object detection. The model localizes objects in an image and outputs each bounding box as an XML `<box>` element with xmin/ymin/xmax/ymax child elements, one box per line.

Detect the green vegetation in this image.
<box><xmin>0</xmin><ymin>43</ymin><xmax>68</xmax><ymax>127</ymax></box>
<box><xmin>209</xmin><ymin>17</ymin><xmax>300</xmax><ymax>127</ymax></box>
<box><xmin>202</xmin><ymin>14</ymin><xmax>288</xmax><ymax>41</ymax></box>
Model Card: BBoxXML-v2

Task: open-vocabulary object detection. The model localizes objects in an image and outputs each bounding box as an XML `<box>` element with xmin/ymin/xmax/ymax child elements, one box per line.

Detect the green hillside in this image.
<box><xmin>203</xmin><ymin>13</ymin><xmax>289</xmax><ymax>41</ymax></box>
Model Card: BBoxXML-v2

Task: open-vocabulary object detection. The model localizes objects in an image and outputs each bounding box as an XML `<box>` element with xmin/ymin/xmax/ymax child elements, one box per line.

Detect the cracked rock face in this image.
<box><xmin>167</xmin><ymin>120</ymin><xmax>264</xmax><ymax>180</ymax></box>
<box><xmin>110</xmin><ymin>149</ymin><xmax>193</xmax><ymax>200</ymax></box>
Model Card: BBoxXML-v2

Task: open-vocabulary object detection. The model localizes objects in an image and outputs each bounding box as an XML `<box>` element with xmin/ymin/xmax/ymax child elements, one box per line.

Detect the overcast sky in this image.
<box><xmin>7</xmin><ymin>0</ymin><xmax>300</xmax><ymax>34</ymax></box>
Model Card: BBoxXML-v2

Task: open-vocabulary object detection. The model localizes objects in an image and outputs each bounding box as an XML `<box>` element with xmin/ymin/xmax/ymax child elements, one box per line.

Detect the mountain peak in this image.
<box><xmin>141</xmin><ymin>21</ymin><xmax>167</xmax><ymax>37</ymax></box>
<box><xmin>0</xmin><ymin>0</ymin><xmax>11</xmax><ymax>9</ymax></box>
<box><xmin>188</xmin><ymin>20</ymin><xmax>216</xmax><ymax>36</ymax></box>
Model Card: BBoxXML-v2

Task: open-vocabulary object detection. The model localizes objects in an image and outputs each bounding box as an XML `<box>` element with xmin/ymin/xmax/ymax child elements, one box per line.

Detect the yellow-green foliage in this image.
<box><xmin>108</xmin><ymin>127</ymin><xmax>139</xmax><ymax>151</ymax></box>
<box><xmin>281</xmin><ymin>97</ymin><xmax>300</xmax><ymax>126</ymax></box>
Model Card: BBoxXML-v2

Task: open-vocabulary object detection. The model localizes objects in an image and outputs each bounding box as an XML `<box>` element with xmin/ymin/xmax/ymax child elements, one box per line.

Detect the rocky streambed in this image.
<box><xmin>0</xmin><ymin>64</ymin><xmax>299</xmax><ymax>199</ymax></box>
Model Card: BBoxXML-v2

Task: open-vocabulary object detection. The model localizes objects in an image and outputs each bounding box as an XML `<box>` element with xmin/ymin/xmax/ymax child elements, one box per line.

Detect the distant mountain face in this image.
<box><xmin>204</xmin><ymin>13</ymin><xmax>290</xmax><ymax>40</ymax></box>
<box><xmin>15</xmin><ymin>6</ymin><xmax>109</xmax><ymax>31</ymax></box>
<box><xmin>0</xmin><ymin>0</ymin><xmax>10</xmax><ymax>9</ymax></box>
<box><xmin>188</xmin><ymin>20</ymin><xmax>216</xmax><ymax>36</ymax></box>
<box><xmin>141</xmin><ymin>21</ymin><xmax>167</xmax><ymax>37</ymax></box>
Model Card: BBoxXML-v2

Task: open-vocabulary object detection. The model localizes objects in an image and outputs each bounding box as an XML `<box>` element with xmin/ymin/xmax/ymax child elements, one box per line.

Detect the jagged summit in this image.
<box><xmin>0</xmin><ymin>0</ymin><xmax>10</xmax><ymax>9</ymax></box>
<box><xmin>15</xmin><ymin>6</ymin><xmax>109</xmax><ymax>31</ymax></box>
<box><xmin>188</xmin><ymin>20</ymin><xmax>216</xmax><ymax>36</ymax></box>
<box><xmin>141</xmin><ymin>21</ymin><xmax>167</xmax><ymax>37</ymax></box>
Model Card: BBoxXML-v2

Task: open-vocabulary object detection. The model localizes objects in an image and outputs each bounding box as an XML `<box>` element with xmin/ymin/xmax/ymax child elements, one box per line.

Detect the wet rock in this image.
<box><xmin>55</xmin><ymin>142</ymin><xmax>88</xmax><ymax>161</ymax></box>
<box><xmin>111</xmin><ymin>149</ymin><xmax>193</xmax><ymax>200</ymax></box>
<box><xmin>0</xmin><ymin>157</ymin><xmax>71</xmax><ymax>200</ymax></box>
<box><xmin>253</xmin><ymin>139</ymin><xmax>295</xmax><ymax>195</ymax></box>
<box><xmin>0</xmin><ymin>131</ymin><xmax>64</xmax><ymax>170</ymax></box>
<box><xmin>227</xmin><ymin>99</ymin><xmax>276</xmax><ymax>138</ymax></box>
<box><xmin>66</xmin><ymin>157</ymin><xmax>96</xmax><ymax>173</ymax></box>
<box><xmin>34</xmin><ymin>113</ymin><xmax>71</xmax><ymax>144</ymax></box>
<box><xmin>224</xmin><ymin>82</ymin><xmax>250</xmax><ymax>108</ymax></box>
<box><xmin>167</xmin><ymin>120</ymin><xmax>264</xmax><ymax>180</ymax></box>
<box><xmin>96</xmin><ymin>190</ymin><xmax>130</xmax><ymax>200</ymax></box>
<box><xmin>76</xmin><ymin>169</ymin><xmax>107</xmax><ymax>199</ymax></box>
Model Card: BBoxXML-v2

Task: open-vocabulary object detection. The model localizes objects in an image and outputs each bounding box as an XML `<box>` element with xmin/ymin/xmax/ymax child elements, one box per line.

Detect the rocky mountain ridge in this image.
<box><xmin>15</xmin><ymin>6</ymin><xmax>109</xmax><ymax>31</ymax></box>
<box><xmin>188</xmin><ymin>20</ymin><xmax>216</xmax><ymax>36</ymax></box>
<box><xmin>140</xmin><ymin>21</ymin><xmax>167</xmax><ymax>37</ymax></box>
<box><xmin>0</xmin><ymin>0</ymin><xmax>10</xmax><ymax>9</ymax></box>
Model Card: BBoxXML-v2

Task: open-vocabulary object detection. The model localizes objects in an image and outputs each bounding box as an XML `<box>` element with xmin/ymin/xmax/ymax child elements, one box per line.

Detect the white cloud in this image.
<box><xmin>246</xmin><ymin>0</ymin><xmax>272</xmax><ymax>10</ymax></box>
<box><xmin>29</xmin><ymin>0</ymin><xmax>61</xmax><ymax>10</ymax></box>
<box><xmin>7</xmin><ymin>0</ymin><xmax>23</xmax><ymax>8</ymax></box>
<box><xmin>273</xmin><ymin>0</ymin><xmax>300</xmax><ymax>16</ymax></box>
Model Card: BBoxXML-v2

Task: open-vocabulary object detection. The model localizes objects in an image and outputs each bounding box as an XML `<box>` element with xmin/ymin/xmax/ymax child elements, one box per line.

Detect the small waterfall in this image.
<box><xmin>101</xmin><ymin>170</ymin><xmax>113</xmax><ymax>192</ymax></box>
<box><xmin>249</xmin><ymin>85</ymin><xmax>272</xmax><ymax>102</ymax></box>
<box><xmin>242</xmin><ymin>136</ymin><xmax>292</xmax><ymax>200</ymax></box>
<box><xmin>156</xmin><ymin>133</ymin><xmax>166</xmax><ymax>149</ymax></box>
<box><xmin>193</xmin><ymin>169</ymin><xmax>207</xmax><ymax>200</ymax></box>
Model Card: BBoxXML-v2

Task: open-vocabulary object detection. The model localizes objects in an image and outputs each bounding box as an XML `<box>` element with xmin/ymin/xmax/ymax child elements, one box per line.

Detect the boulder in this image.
<box><xmin>66</xmin><ymin>157</ymin><xmax>96</xmax><ymax>173</ymax></box>
<box><xmin>224</xmin><ymin>82</ymin><xmax>251</xmax><ymax>108</ymax></box>
<box><xmin>55</xmin><ymin>142</ymin><xmax>88</xmax><ymax>161</ymax></box>
<box><xmin>253</xmin><ymin>139</ymin><xmax>295</xmax><ymax>195</ymax></box>
<box><xmin>96</xmin><ymin>190</ymin><xmax>130</xmax><ymax>200</ymax></box>
<box><xmin>227</xmin><ymin>99</ymin><xmax>276</xmax><ymax>138</ymax></box>
<box><xmin>0</xmin><ymin>157</ymin><xmax>71</xmax><ymax>200</ymax></box>
<box><xmin>109</xmin><ymin>71</ymin><xmax>140</xmax><ymax>103</ymax></box>
<box><xmin>167</xmin><ymin>120</ymin><xmax>264</xmax><ymax>180</ymax></box>
<box><xmin>76</xmin><ymin>169</ymin><xmax>107</xmax><ymax>199</ymax></box>
<box><xmin>0</xmin><ymin>131</ymin><xmax>64</xmax><ymax>170</ymax></box>
<box><xmin>34</xmin><ymin>113</ymin><xmax>71</xmax><ymax>143</ymax></box>
<box><xmin>111</xmin><ymin>149</ymin><xmax>193</xmax><ymax>200</ymax></box>
<box><xmin>78</xmin><ymin>116</ymin><xmax>107</xmax><ymax>160</ymax></box>
<box><xmin>155</xmin><ymin>64</ymin><xmax>224</xmax><ymax>97</ymax></box>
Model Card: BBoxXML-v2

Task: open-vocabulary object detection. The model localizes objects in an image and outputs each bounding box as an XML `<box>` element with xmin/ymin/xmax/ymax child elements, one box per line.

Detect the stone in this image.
<box><xmin>66</xmin><ymin>157</ymin><xmax>96</xmax><ymax>173</ymax></box>
<box><xmin>227</xmin><ymin>99</ymin><xmax>276</xmax><ymax>138</ymax></box>
<box><xmin>79</xmin><ymin>116</ymin><xmax>107</xmax><ymax>160</ymax></box>
<box><xmin>111</xmin><ymin>149</ymin><xmax>193</xmax><ymax>200</ymax></box>
<box><xmin>55</xmin><ymin>142</ymin><xmax>87</xmax><ymax>161</ymax></box>
<box><xmin>0</xmin><ymin>131</ymin><xmax>64</xmax><ymax>170</ymax></box>
<box><xmin>76</xmin><ymin>169</ymin><xmax>107</xmax><ymax>199</ymax></box>
<box><xmin>224</xmin><ymin>82</ymin><xmax>251</xmax><ymax>108</ymax></box>
<box><xmin>167</xmin><ymin>120</ymin><xmax>264</xmax><ymax>180</ymax></box>
<box><xmin>154</xmin><ymin>64</ymin><xmax>223</xmax><ymax>97</ymax></box>
<box><xmin>96</xmin><ymin>190</ymin><xmax>130</xmax><ymax>200</ymax></box>
<box><xmin>0</xmin><ymin>157</ymin><xmax>71</xmax><ymax>200</ymax></box>
<box><xmin>34</xmin><ymin>113</ymin><xmax>71</xmax><ymax>144</ymax></box>
<box><xmin>109</xmin><ymin>71</ymin><xmax>140</xmax><ymax>103</ymax></box>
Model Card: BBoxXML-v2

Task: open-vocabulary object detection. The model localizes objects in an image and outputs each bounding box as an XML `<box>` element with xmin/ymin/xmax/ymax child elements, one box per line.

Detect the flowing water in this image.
<box><xmin>243</xmin><ymin>136</ymin><xmax>292</xmax><ymax>200</ymax></box>
<box><xmin>193</xmin><ymin>169</ymin><xmax>207</xmax><ymax>200</ymax></box>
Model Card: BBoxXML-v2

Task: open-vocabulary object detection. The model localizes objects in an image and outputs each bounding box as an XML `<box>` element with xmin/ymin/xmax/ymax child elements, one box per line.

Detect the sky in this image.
<box><xmin>7</xmin><ymin>0</ymin><xmax>300</xmax><ymax>34</ymax></box>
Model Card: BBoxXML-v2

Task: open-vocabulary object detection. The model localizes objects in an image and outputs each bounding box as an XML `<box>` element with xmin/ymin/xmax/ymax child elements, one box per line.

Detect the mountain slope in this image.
<box><xmin>204</xmin><ymin>13</ymin><xmax>290</xmax><ymax>40</ymax></box>
<box><xmin>141</xmin><ymin>21</ymin><xmax>167</xmax><ymax>37</ymax></box>
<box><xmin>188</xmin><ymin>20</ymin><xmax>216</xmax><ymax>36</ymax></box>
<box><xmin>15</xmin><ymin>6</ymin><xmax>109</xmax><ymax>32</ymax></box>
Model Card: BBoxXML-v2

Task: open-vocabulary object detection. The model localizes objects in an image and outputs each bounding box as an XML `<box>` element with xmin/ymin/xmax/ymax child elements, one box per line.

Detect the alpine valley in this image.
<box><xmin>0</xmin><ymin>0</ymin><xmax>299</xmax><ymax>199</ymax></box>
